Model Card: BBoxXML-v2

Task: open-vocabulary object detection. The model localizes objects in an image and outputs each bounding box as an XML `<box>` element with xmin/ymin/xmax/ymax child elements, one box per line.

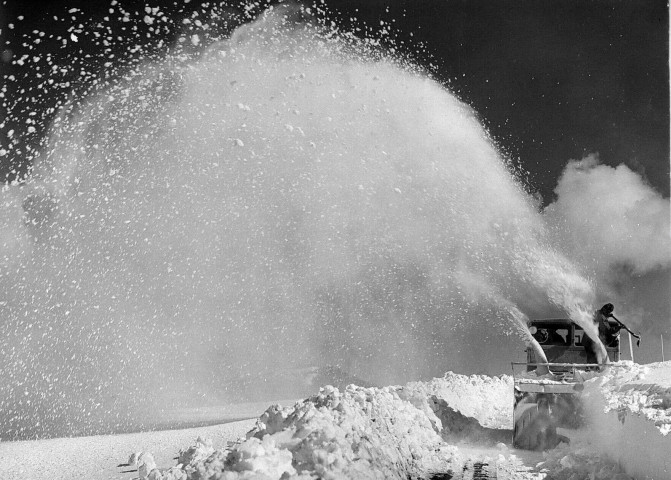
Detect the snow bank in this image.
<box><xmin>151</xmin><ymin>369</ymin><xmax>657</xmax><ymax>480</ymax></box>
<box><xmin>127</xmin><ymin>373</ymin><xmax>517</xmax><ymax>479</ymax></box>
<box><xmin>135</xmin><ymin>372</ymin><xmax>616</xmax><ymax>480</ymax></box>
<box><xmin>404</xmin><ymin>372</ymin><xmax>514</xmax><ymax>429</ymax></box>
<box><xmin>580</xmin><ymin>361</ymin><xmax>671</xmax><ymax>480</ymax></box>
<box><xmin>171</xmin><ymin>384</ymin><xmax>446</xmax><ymax>479</ymax></box>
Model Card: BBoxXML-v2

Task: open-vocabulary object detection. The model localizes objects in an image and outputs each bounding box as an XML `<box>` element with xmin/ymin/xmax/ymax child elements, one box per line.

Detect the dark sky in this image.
<box><xmin>1</xmin><ymin>0</ymin><xmax>669</xmax><ymax>202</ymax></box>
<box><xmin>324</xmin><ymin>0</ymin><xmax>670</xmax><ymax>201</ymax></box>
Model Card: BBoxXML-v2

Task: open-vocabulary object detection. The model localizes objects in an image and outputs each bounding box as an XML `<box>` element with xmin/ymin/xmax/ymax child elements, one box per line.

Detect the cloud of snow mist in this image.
<box><xmin>544</xmin><ymin>155</ymin><xmax>671</xmax><ymax>360</ymax></box>
<box><xmin>545</xmin><ymin>155</ymin><xmax>670</xmax><ymax>275</ymax></box>
<box><xmin>0</xmin><ymin>7</ymin><xmax>599</xmax><ymax>439</ymax></box>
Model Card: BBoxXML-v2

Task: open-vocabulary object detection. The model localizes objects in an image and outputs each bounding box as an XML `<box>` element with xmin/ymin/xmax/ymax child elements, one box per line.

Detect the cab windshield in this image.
<box><xmin>530</xmin><ymin>325</ymin><xmax>571</xmax><ymax>346</ymax></box>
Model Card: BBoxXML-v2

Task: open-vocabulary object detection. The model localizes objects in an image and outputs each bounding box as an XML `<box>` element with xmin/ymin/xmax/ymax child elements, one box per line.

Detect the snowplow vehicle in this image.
<box><xmin>512</xmin><ymin>319</ymin><xmax>620</xmax><ymax>450</ymax></box>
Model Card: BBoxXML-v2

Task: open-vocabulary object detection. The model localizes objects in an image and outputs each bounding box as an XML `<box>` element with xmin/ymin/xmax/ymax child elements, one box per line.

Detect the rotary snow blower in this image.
<box><xmin>511</xmin><ymin>318</ymin><xmax>623</xmax><ymax>451</ymax></box>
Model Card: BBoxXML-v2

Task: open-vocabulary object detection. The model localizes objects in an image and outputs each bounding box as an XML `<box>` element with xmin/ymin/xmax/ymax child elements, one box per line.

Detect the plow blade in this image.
<box><xmin>513</xmin><ymin>381</ymin><xmax>583</xmax><ymax>450</ymax></box>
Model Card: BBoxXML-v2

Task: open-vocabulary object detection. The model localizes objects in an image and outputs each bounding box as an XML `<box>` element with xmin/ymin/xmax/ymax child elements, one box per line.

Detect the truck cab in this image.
<box><xmin>526</xmin><ymin>318</ymin><xmax>620</xmax><ymax>370</ymax></box>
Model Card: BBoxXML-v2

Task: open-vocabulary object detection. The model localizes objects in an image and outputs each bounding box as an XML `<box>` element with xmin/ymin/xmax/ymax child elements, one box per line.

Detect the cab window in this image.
<box><xmin>532</xmin><ymin>327</ymin><xmax>570</xmax><ymax>346</ymax></box>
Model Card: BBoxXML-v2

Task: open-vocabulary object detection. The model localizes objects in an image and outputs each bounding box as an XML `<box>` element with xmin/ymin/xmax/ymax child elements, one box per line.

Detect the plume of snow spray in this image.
<box><xmin>502</xmin><ymin>302</ymin><xmax>550</xmax><ymax>373</ymax></box>
<box><xmin>0</xmin><ymin>5</ymin><xmax>606</xmax><ymax>439</ymax></box>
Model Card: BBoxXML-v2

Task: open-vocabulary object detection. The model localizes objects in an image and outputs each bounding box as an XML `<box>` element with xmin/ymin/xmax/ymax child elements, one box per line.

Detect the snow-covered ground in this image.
<box><xmin>2</xmin><ymin>361</ymin><xmax>669</xmax><ymax>480</ymax></box>
<box><xmin>580</xmin><ymin>362</ymin><xmax>671</xmax><ymax>479</ymax></box>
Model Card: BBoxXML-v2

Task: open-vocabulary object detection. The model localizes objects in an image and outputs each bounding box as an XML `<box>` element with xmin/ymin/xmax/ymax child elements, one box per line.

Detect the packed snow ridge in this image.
<box><xmin>591</xmin><ymin>362</ymin><xmax>671</xmax><ymax>435</ymax></box>
<box><xmin>123</xmin><ymin>363</ymin><xmax>671</xmax><ymax>480</ymax></box>
<box><xmin>141</xmin><ymin>383</ymin><xmax>449</xmax><ymax>480</ymax></box>
<box><xmin>578</xmin><ymin>361</ymin><xmax>671</xmax><ymax>479</ymax></box>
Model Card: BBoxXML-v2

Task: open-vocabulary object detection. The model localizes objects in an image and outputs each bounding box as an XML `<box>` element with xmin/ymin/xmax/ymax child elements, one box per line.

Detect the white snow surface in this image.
<box><xmin>2</xmin><ymin>362</ymin><xmax>670</xmax><ymax>480</ymax></box>
<box><xmin>578</xmin><ymin>361</ymin><xmax>671</xmax><ymax>479</ymax></box>
<box><xmin>404</xmin><ymin>371</ymin><xmax>514</xmax><ymax>429</ymax></box>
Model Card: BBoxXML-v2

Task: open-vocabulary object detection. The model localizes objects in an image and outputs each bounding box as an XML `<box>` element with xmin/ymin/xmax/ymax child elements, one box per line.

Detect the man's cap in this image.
<box><xmin>600</xmin><ymin>303</ymin><xmax>614</xmax><ymax>315</ymax></box>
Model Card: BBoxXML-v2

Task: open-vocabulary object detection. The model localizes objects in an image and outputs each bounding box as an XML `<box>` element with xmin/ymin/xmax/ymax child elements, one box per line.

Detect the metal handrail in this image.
<box><xmin>511</xmin><ymin>362</ymin><xmax>629</xmax><ymax>368</ymax></box>
<box><xmin>510</xmin><ymin>361</ymin><xmax>629</xmax><ymax>381</ymax></box>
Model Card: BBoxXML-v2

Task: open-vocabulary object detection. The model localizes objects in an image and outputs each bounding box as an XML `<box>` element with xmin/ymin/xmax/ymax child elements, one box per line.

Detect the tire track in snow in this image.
<box><xmin>427</xmin><ymin>460</ymin><xmax>496</xmax><ymax>479</ymax></box>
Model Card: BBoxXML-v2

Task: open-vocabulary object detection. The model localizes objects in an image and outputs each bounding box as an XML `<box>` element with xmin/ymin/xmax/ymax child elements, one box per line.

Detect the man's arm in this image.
<box><xmin>606</xmin><ymin>318</ymin><xmax>622</xmax><ymax>333</ymax></box>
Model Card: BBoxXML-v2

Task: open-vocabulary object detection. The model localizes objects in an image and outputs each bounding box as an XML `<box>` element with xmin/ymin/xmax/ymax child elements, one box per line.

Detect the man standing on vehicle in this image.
<box><xmin>583</xmin><ymin>303</ymin><xmax>622</xmax><ymax>364</ymax></box>
<box><xmin>595</xmin><ymin>303</ymin><xmax>622</xmax><ymax>347</ymax></box>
